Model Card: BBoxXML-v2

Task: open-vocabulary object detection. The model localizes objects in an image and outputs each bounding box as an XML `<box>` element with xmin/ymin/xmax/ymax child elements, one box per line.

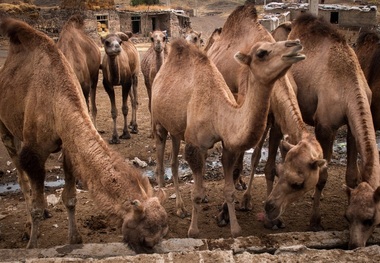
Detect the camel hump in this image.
<box><xmin>0</xmin><ymin>18</ymin><xmax>53</xmax><ymax>48</ymax></box>
<box><xmin>292</xmin><ymin>13</ymin><xmax>345</xmax><ymax>44</ymax></box>
<box><xmin>356</xmin><ymin>31</ymin><xmax>379</xmax><ymax>46</ymax></box>
<box><xmin>169</xmin><ymin>38</ymin><xmax>208</xmax><ymax>63</ymax></box>
<box><xmin>65</xmin><ymin>14</ymin><xmax>85</xmax><ymax>29</ymax></box>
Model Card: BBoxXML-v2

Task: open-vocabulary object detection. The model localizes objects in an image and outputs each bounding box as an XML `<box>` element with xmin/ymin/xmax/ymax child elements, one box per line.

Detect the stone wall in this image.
<box><xmin>60</xmin><ymin>0</ymin><xmax>115</xmax><ymax>10</ymax></box>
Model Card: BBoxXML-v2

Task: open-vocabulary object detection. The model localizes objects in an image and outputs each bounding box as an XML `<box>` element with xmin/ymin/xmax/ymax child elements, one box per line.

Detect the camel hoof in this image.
<box><xmin>216</xmin><ymin>209</ymin><xmax>229</xmax><ymax>227</ymax></box>
<box><xmin>129</xmin><ymin>126</ymin><xmax>138</xmax><ymax>134</ymax></box>
<box><xmin>201</xmin><ymin>196</ymin><xmax>209</xmax><ymax>203</ymax></box>
<box><xmin>238</xmin><ymin>200</ymin><xmax>253</xmax><ymax>211</ymax></box>
<box><xmin>177</xmin><ymin>209</ymin><xmax>190</xmax><ymax>219</ymax></box>
<box><xmin>264</xmin><ymin>217</ymin><xmax>285</xmax><ymax>230</ymax></box>
<box><xmin>308</xmin><ymin>224</ymin><xmax>324</xmax><ymax>232</ymax></box>
<box><xmin>109</xmin><ymin>138</ymin><xmax>121</xmax><ymax>144</ymax></box>
<box><xmin>70</xmin><ymin>235</ymin><xmax>83</xmax><ymax>244</ymax></box>
<box><xmin>119</xmin><ymin>133</ymin><xmax>131</xmax><ymax>140</ymax></box>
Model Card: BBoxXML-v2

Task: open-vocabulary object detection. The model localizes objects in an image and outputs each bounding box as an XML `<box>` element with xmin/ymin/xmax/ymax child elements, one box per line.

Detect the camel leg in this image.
<box><xmin>103</xmin><ymin>80</ymin><xmax>120</xmax><ymax>144</ymax></box>
<box><xmin>239</xmin><ymin>125</ymin><xmax>269</xmax><ymax>211</ymax></box>
<box><xmin>0</xmin><ymin>125</ymin><xmax>33</xmax><ymax>240</ymax></box>
<box><xmin>128</xmin><ymin>75</ymin><xmax>139</xmax><ymax>134</ymax></box>
<box><xmin>219</xmin><ymin>147</ymin><xmax>241</xmax><ymax>237</ymax></box>
<box><xmin>155</xmin><ymin>124</ymin><xmax>168</xmax><ymax>187</ymax></box>
<box><xmin>18</xmin><ymin>145</ymin><xmax>47</xmax><ymax>248</ymax></box>
<box><xmin>171</xmin><ymin>136</ymin><xmax>189</xmax><ymax>218</ymax></box>
<box><xmin>265</xmin><ymin>125</ymin><xmax>283</xmax><ymax>196</ymax></box>
<box><xmin>232</xmin><ymin>152</ymin><xmax>246</xmax><ymax>190</ymax></box>
<box><xmin>61</xmin><ymin>149</ymin><xmax>83</xmax><ymax>244</ymax></box>
<box><xmin>310</xmin><ymin>124</ymin><xmax>335</xmax><ymax>231</ymax></box>
<box><xmin>346</xmin><ymin>127</ymin><xmax>360</xmax><ymax>188</ymax></box>
<box><xmin>89</xmin><ymin>81</ymin><xmax>98</xmax><ymax>131</ymax></box>
<box><xmin>120</xmin><ymin>82</ymin><xmax>132</xmax><ymax>140</ymax></box>
<box><xmin>185</xmin><ymin>143</ymin><xmax>207</xmax><ymax>238</ymax></box>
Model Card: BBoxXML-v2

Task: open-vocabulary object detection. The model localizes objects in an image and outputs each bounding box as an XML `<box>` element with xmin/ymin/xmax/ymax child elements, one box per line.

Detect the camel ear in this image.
<box><xmin>310</xmin><ymin>159</ymin><xmax>327</xmax><ymax>170</ymax></box>
<box><xmin>235</xmin><ymin>51</ymin><xmax>251</xmax><ymax>66</ymax></box>
<box><xmin>154</xmin><ymin>187</ymin><xmax>167</xmax><ymax>204</ymax></box>
<box><xmin>131</xmin><ymin>199</ymin><xmax>146</xmax><ymax>221</ymax></box>
<box><xmin>373</xmin><ymin>187</ymin><xmax>380</xmax><ymax>203</ymax></box>
<box><xmin>280</xmin><ymin>139</ymin><xmax>295</xmax><ymax>156</ymax></box>
<box><xmin>116</xmin><ymin>32</ymin><xmax>129</xmax><ymax>41</ymax></box>
<box><xmin>125</xmin><ymin>31</ymin><xmax>133</xmax><ymax>38</ymax></box>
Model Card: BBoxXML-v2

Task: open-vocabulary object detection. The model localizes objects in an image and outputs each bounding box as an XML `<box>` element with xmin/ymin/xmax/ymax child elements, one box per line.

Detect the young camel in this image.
<box><xmin>206</xmin><ymin>3</ymin><xmax>324</xmax><ymax>229</ymax></box>
<box><xmin>0</xmin><ymin>18</ymin><xmax>168</xmax><ymax>253</ymax></box>
<box><xmin>268</xmin><ymin>14</ymin><xmax>380</xmax><ymax>246</ymax></box>
<box><xmin>101</xmin><ymin>32</ymin><xmax>140</xmax><ymax>144</ymax></box>
<box><xmin>57</xmin><ymin>14</ymin><xmax>101</xmax><ymax>128</ymax></box>
<box><xmin>141</xmin><ymin>30</ymin><xmax>168</xmax><ymax>137</ymax></box>
<box><xmin>183</xmin><ymin>29</ymin><xmax>203</xmax><ymax>48</ymax></box>
<box><xmin>151</xmin><ymin>37</ymin><xmax>305</xmax><ymax>237</ymax></box>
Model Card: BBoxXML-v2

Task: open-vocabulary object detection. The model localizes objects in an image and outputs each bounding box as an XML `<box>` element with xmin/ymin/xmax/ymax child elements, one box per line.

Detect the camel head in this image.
<box><xmin>102</xmin><ymin>32</ymin><xmax>130</xmax><ymax>57</ymax></box>
<box><xmin>345</xmin><ymin>182</ymin><xmax>380</xmax><ymax>249</ymax></box>
<box><xmin>122</xmin><ymin>193</ymin><xmax>168</xmax><ymax>254</ymax></box>
<box><xmin>234</xmin><ymin>39</ymin><xmax>305</xmax><ymax>85</ymax></box>
<box><xmin>264</xmin><ymin>137</ymin><xmax>326</xmax><ymax>222</ymax></box>
<box><xmin>184</xmin><ymin>29</ymin><xmax>203</xmax><ymax>48</ymax></box>
<box><xmin>150</xmin><ymin>31</ymin><xmax>167</xmax><ymax>53</ymax></box>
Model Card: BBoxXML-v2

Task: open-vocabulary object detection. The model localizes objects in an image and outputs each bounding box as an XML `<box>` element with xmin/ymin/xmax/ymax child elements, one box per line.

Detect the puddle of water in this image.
<box><xmin>0</xmin><ymin>179</ymin><xmax>65</xmax><ymax>194</ymax></box>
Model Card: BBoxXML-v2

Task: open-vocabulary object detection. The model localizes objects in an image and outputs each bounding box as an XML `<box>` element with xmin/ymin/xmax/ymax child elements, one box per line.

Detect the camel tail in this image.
<box><xmin>0</xmin><ymin>18</ymin><xmax>54</xmax><ymax>49</ymax></box>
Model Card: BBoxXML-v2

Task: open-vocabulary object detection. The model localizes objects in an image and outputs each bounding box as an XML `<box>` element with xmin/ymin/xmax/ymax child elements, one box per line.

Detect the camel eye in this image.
<box><xmin>256</xmin><ymin>49</ymin><xmax>269</xmax><ymax>59</ymax></box>
<box><xmin>363</xmin><ymin>219</ymin><xmax>374</xmax><ymax>227</ymax></box>
<box><xmin>290</xmin><ymin>181</ymin><xmax>304</xmax><ymax>190</ymax></box>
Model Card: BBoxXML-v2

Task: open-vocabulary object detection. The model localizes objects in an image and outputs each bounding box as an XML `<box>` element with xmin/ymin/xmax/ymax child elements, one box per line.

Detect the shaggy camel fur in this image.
<box><xmin>57</xmin><ymin>14</ymin><xmax>101</xmax><ymax>128</ymax></box>
<box><xmin>141</xmin><ymin>30</ymin><xmax>168</xmax><ymax>137</ymax></box>
<box><xmin>101</xmin><ymin>32</ymin><xmax>140</xmax><ymax>144</ymax></box>
<box><xmin>206</xmin><ymin>3</ymin><xmax>324</xmax><ymax>229</ymax></box>
<box><xmin>270</xmin><ymin>14</ymin><xmax>380</xmax><ymax>247</ymax></box>
<box><xmin>151</xmin><ymin>37</ymin><xmax>305</xmax><ymax>237</ymax></box>
<box><xmin>0</xmin><ymin>18</ymin><xmax>168</xmax><ymax>253</ymax></box>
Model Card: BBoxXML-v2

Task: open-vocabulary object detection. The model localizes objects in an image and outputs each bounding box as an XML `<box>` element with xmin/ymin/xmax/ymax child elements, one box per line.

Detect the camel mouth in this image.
<box><xmin>282</xmin><ymin>44</ymin><xmax>305</xmax><ymax>60</ymax></box>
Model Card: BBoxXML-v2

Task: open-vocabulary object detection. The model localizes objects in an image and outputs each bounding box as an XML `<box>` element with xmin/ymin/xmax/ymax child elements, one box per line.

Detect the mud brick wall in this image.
<box><xmin>61</xmin><ymin>0</ymin><xmax>115</xmax><ymax>10</ymax></box>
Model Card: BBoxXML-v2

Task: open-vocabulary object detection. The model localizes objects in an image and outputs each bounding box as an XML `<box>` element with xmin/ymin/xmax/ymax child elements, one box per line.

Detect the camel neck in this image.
<box><xmin>270</xmin><ymin>76</ymin><xmax>307</xmax><ymax>143</ymax></box>
<box><xmin>218</xmin><ymin>71</ymin><xmax>277</xmax><ymax>152</ymax></box>
<box><xmin>108</xmin><ymin>57</ymin><xmax>120</xmax><ymax>85</ymax></box>
<box><xmin>155</xmin><ymin>50</ymin><xmax>164</xmax><ymax>71</ymax></box>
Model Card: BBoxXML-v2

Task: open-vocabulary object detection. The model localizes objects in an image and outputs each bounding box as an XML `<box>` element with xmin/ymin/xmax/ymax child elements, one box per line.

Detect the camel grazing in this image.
<box><xmin>206</xmin><ymin>3</ymin><xmax>324</xmax><ymax>230</ymax></box>
<box><xmin>141</xmin><ymin>30</ymin><xmax>168</xmax><ymax>137</ymax></box>
<box><xmin>57</xmin><ymin>14</ymin><xmax>101</xmax><ymax>128</ymax></box>
<box><xmin>268</xmin><ymin>14</ymin><xmax>380</xmax><ymax>244</ymax></box>
<box><xmin>151</xmin><ymin>37</ymin><xmax>305</xmax><ymax>237</ymax></box>
<box><xmin>101</xmin><ymin>32</ymin><xmax>140</xmax><ymax>144</ymax></box>
<box><xmin>0</xmin><ymin>18</ymin><xmax>168</xmax><ymax>253</ymax></box>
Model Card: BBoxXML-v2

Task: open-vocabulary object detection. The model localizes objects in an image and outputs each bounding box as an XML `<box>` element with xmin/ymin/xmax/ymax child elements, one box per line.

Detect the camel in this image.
<box><xmin>344</xmin><ymin>31</ymin><xmax>380</xmax><ymax>248</ymax></box>
<box><xmin>57</xmin><ymin>14</ymin><xmax>101</xmax><ymax>128</ymax></box>
<box><xmin>141</xmin><ymin>30</ymin><xmax>168</xmax><ymax>137</ymax></box>
<box><xmin>101</xmin><ymin>32</ymin><xmax>140</xmax><ymax>144</ymax></box>
<box><xmin>151</xmin><ymin>36</ymin><xmax>305</xmax><ymax>237</ymax></box>
<box><xmin>206</xmin><ymin>3</ymin><xmax>324</xmax><ymax>230</ymax></box>
<box><xmin>354</xmin><ymin>31</ymin><xmax>380</xmax><ymax>131</ymax></box>
<box><xmin>203</xmin><ymin>27</ymin><xmax>222</xmax><ymax>52</ymax></box>
<box><xmin>267</xmin><ymin>14</ymin><xmax>380</xmax><ymax>244</ymax></box>
<box><xmin>183</xmin><ymin>29</ymin><xmax>203</xmax><ymax>48</ymax></box>
<box><xmin>0</xmin><ymin>18</ymin><xmax>168</xmax><ymax>253</ymax></box>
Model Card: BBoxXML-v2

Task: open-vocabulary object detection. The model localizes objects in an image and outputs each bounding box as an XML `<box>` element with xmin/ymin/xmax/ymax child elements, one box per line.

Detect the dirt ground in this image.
<box><xmin>0</xmin><ymin>1</ymin><xmax>374</xmax><ymax>250</ymax></box>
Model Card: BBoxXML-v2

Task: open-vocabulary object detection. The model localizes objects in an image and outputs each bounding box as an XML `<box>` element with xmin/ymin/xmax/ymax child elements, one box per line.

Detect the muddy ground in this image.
<box><xmin>0</xmin><ymin>1</ymin><xmax>377</xmax><ymax>250</ymax></box>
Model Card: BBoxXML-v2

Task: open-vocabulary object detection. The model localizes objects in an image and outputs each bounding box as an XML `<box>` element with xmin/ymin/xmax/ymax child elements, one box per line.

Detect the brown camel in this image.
<box><xmin>151</xmin><ymin>37</ymin><xmax>305</xmax><ymax>237</ymax></box>
<box><xmin>101</xmin><ymin>32</ymin><xmax>140</xmax><ymax>144</ymax></box>
<box><xmin>206</xmin><ymin>3</ymin><xmax>324</xmax><ymax>230</ymax></box>
<box><xmin>203</xmin><ymin>27</ymin><xmax>222</xmax><ymax>52</ymax></box>
<box><xmin>354</xmin><ymin>31</ymin><xmax>380</xmax><ymax>131</ymax></box>
<box><xmin>57</xmin><ymin>14</ymin><xmax>101</xmax><ymax>128</ymax></box>
<box><xmin>268</xmin><ymin>14</ymin><xmax>380</xmax><ymax>244</ymax></box>
<box><xmin>0</xmin><ymin>18</ymin><xmax>168</xmax><ymax>253</ymax></box>
<box><xmin>141</xmin><ymin>30</ymin><xmax>168</xmax><ymax>137</ymax></box>
<box><xmin>183</xmin><ymin>29</ymin><xmax>203</xmax><ymax>48</ymax></box>
<box><xmin>345</xmin><ymin>31</ymin><xmax>380</xmax><ymax>248</ymax></box>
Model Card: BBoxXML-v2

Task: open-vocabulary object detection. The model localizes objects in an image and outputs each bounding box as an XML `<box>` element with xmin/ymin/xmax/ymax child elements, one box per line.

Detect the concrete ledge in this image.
<box><xmin>1</xmin><ymin>229</ymin><xmax>380</xmax><ymax>262</ymax></box>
